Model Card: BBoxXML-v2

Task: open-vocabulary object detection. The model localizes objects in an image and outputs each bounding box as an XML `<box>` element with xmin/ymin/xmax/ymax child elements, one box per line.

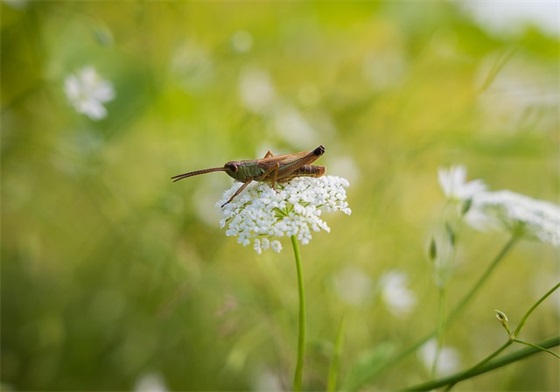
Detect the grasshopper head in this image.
<box><xmin>224</xmin><ymin>161</ymin><xmax>240</xmax><ymax>179</ymax></box>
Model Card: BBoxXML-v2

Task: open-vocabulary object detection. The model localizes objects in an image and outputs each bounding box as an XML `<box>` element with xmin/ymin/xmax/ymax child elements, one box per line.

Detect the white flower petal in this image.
<box><xmin>438</xmin><ymin>165</ymin><xmax>486</xmax><ymax>201</ymax></box>
<box><xmin>63</xmin><ymin>66</ymin><xmax>115</xmax><ymax>121</ymax></box>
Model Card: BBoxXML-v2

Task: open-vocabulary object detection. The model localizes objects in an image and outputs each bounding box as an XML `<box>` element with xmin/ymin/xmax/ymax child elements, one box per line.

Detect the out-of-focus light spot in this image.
<box><xmin>231</xmin><ymin>30</ymin><xmax>253</xmax><ymax>53</ymax></box>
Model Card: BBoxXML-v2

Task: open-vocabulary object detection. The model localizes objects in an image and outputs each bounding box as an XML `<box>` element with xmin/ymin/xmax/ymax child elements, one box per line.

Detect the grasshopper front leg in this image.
<box><xmin>221</xmin><ymin>179</ymin><xmax>253</xmax><ymax>207</ymax></box>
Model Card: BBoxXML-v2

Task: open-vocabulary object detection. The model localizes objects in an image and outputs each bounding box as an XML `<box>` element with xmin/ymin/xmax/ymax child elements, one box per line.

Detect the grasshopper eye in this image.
<box><xmin>225</xmin><ymin>162</ymin><xmax>238</xmax><ymax>172</ymax></box>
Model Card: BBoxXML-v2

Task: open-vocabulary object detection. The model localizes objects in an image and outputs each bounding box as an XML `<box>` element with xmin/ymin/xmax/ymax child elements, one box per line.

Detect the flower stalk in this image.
<box><xmin>215</xmin><ymin>175</ymin><xmax>351</xmax><ymax>389</ymax></box>
<box><xmin>291</xmin><ymin>235</ymin><xmax>306</xmax><ymax>392</ymax></box>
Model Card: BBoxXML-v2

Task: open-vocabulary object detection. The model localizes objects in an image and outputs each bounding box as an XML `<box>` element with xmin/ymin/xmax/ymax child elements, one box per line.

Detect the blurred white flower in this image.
<box><xmin>217</xmin><ymin>176</ymin><xmax>351</xmax><ymax>254</ymax></box>
<box><xmin>333</xmin><ymin>266</ymin><xmax>373</xmax><ymax>306</ymax></box>
<box><xmin>474</xmin><ymin>56</ymin><xmax>558</xmax><ymax>133</ymax></box>
<box><xmin>231</xmin><ymin>30</ymin><xmax>253</xmax><ymax>53</ymax></box>
<box><xmin>134</xmin><ymin>372</ymin><xmax>168</xmax><ymax>392</ymax></box>
<box><xmin>238</xmin><ymin>67</ymin><xmax>276</xmax><ymax>113</ymax></box>
<box><xmin>64</xmin><ymin>66</ymin><xmax>115</xmax><ymax>120</ymax></box>
<box><xmin>251</xmin><ymin>368</ymin><xmax>284</xmax><ymax>391</ymax></box>
<box><xmin>418</xmin><ymin>339</ymin><xmax>461</xmax><ymax>377</ymax></box>
<box><xmin>329</xmin><ymin>155</ymin><xmax>361</xmax><ymax>186</ymax></box>
<box><xmin>363</xmin><ymin>49</ymin><xmax>406</xmax><ymax>90</ymax></box>
<box><xmin>438</xmin><ymin>165</ymin><xmax>560</xmax><ymax>247</ymax></box>
<box><xmin>438</xmin><ymin>165</ymin><xmax>486</xmax><ymax>201</ymax></box>
<box><xmin>272</xmin><ymin>104</ymin><xmax>318</xmax><ymax>148</ymax></box>
<box><xmin>467</xmin><ymin>190</ymin><xmax>560</xmax><ymax>247</ymax></box>
<box><xmin>379</xmin><ymin>270</ymin><xmax>416</xmax><ymax>318</ymax></box>
<box><xmin>170</xmin><ymin>40</ymin><xmax>214</xmax><ymax>90</ymax></box>
<box><xmin>2</xmin><ymin>0</ymin><xmax>27</xmax><ymax>9</ymax></box>
<box><xmin>461</xmin><ymin>1</ymin><xmax>558</xmax><ymax>36</ymax></box>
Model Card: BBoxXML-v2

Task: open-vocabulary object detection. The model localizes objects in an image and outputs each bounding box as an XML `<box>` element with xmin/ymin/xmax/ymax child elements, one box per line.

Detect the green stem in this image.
<box><xmin>291</xmin><ymin>235</ymin><xmax>306</xmax><ymax>392</ymax></box>
<box><xmin>431</xmin><ymin>285</ymin><xmax>447</xmax><ymax>378</ymax></box>
<box><xmin>348</xmin><ymin>236</ymin><xmax>519</xmax><ymax>389</ymax></box>
<box><xmin>402</xmin><ymin>335</ymin><xmax>560</xmax><ymax>391</ymax></box>
<box><xmin>512</xmin><ymin>339</ymin><xmax>560</xmax><ymax>359</ymax></box>
<box><xmin>466</xmin><ymin>340</ymin><xmax>512</xmax><ymax>372</ymax></box>
<box><xmin>514</xmin><ymin>282</ymin><xmax>560</xmax><ymax>337</ymax></box>
<box><xmin>327</xmin><ymin>316</ymin><xmax>346</xmax><ymax>392</ymax></box>
<box><xmin>447</xmin><ymin>235</ymin><xmax>518</xmax><ymax>322</ymax></box>
<box><xmin>434</xmin><ymin>281</ymin><xmax>560</xmax><ymax>390</ymax></box>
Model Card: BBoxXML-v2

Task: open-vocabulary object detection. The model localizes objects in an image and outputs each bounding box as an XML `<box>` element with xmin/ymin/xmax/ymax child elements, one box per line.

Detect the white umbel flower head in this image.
<box><xmin>438</xmin><ymin>165</ymin><xmax>560</xmax><ymax>247</ymax></box>
<box><xmin>217</xmin><ymin>176</ymin><xmax>351</xmax><ymax>254</ymax></box>
<box><xmin>64</xmin><ymin>66</ymin><xmax>115</xmax><ymax>120</ymax></box>
<box><xmin>467</xmin><ymin>190</ymin><xmax>560</xmax><ymax>247</ymax></box>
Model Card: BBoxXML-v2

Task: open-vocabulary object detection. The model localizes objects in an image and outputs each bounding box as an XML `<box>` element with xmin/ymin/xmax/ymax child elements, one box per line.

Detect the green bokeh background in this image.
<box><xmin>2</xmin><ymin>1</ymin><xmax>558</xmax><ymax>390</ymax></box>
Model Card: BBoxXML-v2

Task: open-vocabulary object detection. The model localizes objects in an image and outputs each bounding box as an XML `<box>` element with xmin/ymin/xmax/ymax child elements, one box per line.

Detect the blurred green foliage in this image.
<box><xmin>1</xmin><ymin>1</ymin><xmax>558</xmax><ymax>391</ymax></box>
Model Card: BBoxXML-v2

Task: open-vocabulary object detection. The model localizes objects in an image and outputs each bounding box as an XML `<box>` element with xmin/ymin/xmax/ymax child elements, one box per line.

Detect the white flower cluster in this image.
<box><xmin>467</xmin><ymin>190</ymin><xmax>560</xmax><ymax>246</ymax></box>
<box><xmin>64</xmin><ymin>66</ymin><xmax>115</xmax><ymax>120</ymax></box>
<box><xmin>438</xmin><ymin>165</ymin><xmax>560</xmax><ymax>247</ymax></box>
<box><xmin>217</xmin><ymin>176</ymin><xmax>351</xmax><ymax>254</ymax></box>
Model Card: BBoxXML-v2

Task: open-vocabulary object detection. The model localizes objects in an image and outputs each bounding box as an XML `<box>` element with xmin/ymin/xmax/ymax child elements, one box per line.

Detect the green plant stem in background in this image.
<box><xmin>291</xmin><ymin>235</ymin><xmax>306</xmax><ymax>392</ymax></box>
<box><xmin>447</xmin><ymin>235</ymin><xmax>519</xmax><ymax>322</ymax></box>
<box><xmin>470</xmin><ymin>281</ymin><xmax>560</xmax><ymax>370</ymax></box>
<box><xmin>403</xmin><ymin>335</ymin><xmax>560</xmax><ymax>391</ymax></box>
<box><xmin>327</xmin><ymin>316</ymin><xmax>346</xmax><ymax>392</ymax></box>
<box><xmin>431</xmin><ymin>281</ymin><xmax>560</xmax><ymax>391</ymax></box>
<box><xmin>354</xmin><ymin>236</ymin><xmax>519</xmax><ymax>388</ymax></box>
<box><xmin>514</xmin><ymin>281</ymin><xmax>560</xmax><ymax>337</ymax></box>
<box><xmin>427</xmin><ymin>236</ymin><xmax>518</xmax><ymax>379</ymax></box>
<box><xmin>511</xmin><ymin>339</ymin><xmax>560</xmax><ymax>359</ymax></box>
<box><xmin>431</xmin><ymin>285</ymin><xmax>447</xmax><ymax>378</ymax></box>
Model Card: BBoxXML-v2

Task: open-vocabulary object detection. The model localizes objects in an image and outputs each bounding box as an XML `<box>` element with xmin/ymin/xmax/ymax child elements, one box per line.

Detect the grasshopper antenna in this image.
<box><xmin>171</xmin><ymin>167</ymin><xmax>227</xmax><ymax>182</ymax></box>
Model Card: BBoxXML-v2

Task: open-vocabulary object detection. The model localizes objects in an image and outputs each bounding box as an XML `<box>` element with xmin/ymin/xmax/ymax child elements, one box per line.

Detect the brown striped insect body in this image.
<box><xmin>172</xmin><ymin>145</ymin><xmax>326</xmax><ymax>207</ymax></box>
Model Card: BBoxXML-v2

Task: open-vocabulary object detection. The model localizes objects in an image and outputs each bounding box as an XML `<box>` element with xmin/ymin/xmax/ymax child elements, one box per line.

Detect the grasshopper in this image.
<box><xmin>172</xmin><ymin>145</ymin><xmax>326</xmax><ymax>207</ymax></box>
